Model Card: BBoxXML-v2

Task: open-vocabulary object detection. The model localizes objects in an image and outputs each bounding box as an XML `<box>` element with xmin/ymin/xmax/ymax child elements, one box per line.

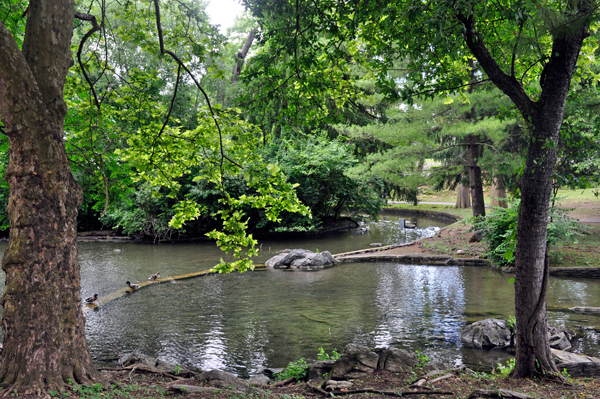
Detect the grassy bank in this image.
<box><xmin>385</xmin><ymin>197</ymin><xmax>600</xmax><ymax>268</ymax></box>
<box><xmin>384</xmin><ymin>202</ymin><xmax>474</xmax><ymax>219</ymax></box>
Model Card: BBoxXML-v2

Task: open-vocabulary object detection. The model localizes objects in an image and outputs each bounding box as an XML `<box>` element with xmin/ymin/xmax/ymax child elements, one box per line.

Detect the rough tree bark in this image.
<box><xmin>467</xmin><ymin>135</ymin><xmax>485</xmax><ymax>217</ymax></box>
<box><xmin>0</xmin><ymin>0</ymin><xmax>99</xmax><ymax>394</ymax></box>
<box><xmin>459</xmin><ymin>7</ymin><xmax>590</xmax><ymax>377</ymax></box>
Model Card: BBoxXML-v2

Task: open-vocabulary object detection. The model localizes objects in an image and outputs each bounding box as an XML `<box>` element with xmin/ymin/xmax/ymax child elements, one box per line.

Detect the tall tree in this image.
<box><xmin>0</xmin><ymin>0</ymin><xmax>99</xmax><ymax>392</ymax></box>
<box><xmin>245</xmin><ymin>0</ymin><xmax>597</xmax><ymax>377</ymax></box>
<box><xmin>0</xmin><ymin>0</ymin><xmax>308</xmax><ymax>393</ymax></box>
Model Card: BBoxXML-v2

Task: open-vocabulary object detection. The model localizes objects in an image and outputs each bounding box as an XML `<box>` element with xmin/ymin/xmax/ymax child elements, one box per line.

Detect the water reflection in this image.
<box><xmin>0</xmin><ymin>213</ymin><xmax>599</xmax><ymax>377</ymax></box>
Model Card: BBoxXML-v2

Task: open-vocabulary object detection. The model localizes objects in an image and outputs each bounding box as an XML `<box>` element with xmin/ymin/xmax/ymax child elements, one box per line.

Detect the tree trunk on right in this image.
<box><xmin>459</xmin><ymin>6</ymin><xmax>590</xmax><ymax>377</ymax></box>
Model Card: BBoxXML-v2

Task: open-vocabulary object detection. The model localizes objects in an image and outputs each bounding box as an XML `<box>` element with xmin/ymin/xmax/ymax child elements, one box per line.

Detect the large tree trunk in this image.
<box><xmin>511</xmin><ymin>96</ymin><xmax>568</xmax><ymax>379</ymax></box>
<box><xmin>0</xmin><ymin>0</ymin><xmax>99</xmax><ymax>394</ymax></box>
<box><xmin>467</xmin><ymin>136</ymin><xmax>485</xmax><ymax>217</ymax></box>
<box><xmin>459</xmin><ymin>7</ymin><xmax>589</xmax><ymax>377</ymax></box>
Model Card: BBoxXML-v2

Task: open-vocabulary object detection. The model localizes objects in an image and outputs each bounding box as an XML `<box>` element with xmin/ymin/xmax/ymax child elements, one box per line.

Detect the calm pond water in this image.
<box><xmin>1</xmin><ymin>212</ymin><xmax>600</xmax><ymax>377</ymax></box>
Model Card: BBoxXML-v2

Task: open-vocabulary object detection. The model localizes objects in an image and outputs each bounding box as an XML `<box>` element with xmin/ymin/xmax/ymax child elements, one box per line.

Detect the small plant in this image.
<box><xmin>561</xmin><ymin>368</ymin><xmax>572</xmax><ymax>380</ymax></box>
<box><xmin>415</xmin><ymin>351</ymin><xmax>430</xmax><ymax>367</ymax></box>
<box><xmin>317</xmin><ymin>347</ymin><xmax>341</xmax><ymax>361</ymax></box>
<box><xmin>174</xmin><ymin>364</ymin><xmax>181</xmax><ymax>376</ymax></box>
<box><xmin>506</xmin><ymin>316</ymin><xmax>516</xmax><ymax>331</ymax></box>
<box><xmin>496</xmin><ymin>358</ymin><xmax>515</xmax><ymax>377</ymax></box>
<box><xmin>276</xmin><ymin>358</ymin><xmax>309</xmax><ymax>381</ymax></box>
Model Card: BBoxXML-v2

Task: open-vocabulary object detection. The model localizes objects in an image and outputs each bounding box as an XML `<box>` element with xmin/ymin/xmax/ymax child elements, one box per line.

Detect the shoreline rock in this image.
<box><xmin>460</xmin><ymin>319</ymin><xmax>576</xmax><ymax>351</ymax></box>
<box><xmin>265</xmin><ymin>249</ymin><xmax>338</xmax><ymax>270</ymax></box>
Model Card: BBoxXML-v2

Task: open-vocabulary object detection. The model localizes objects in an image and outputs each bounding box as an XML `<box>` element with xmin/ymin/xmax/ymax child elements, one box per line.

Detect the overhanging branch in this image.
<box><xmin>152</xmin><ymin>0</ymin><xmax>231</xmax><ymax>198</ymax></box>
<box><xmin>75</xmin><ymin>11</ymin><xmax>102</xmax><ymax>109</ymax></box>
<box><xmin>457</xmin><ymin>12</ymin><xmax>534</xmax><ymax>120</ymax></box>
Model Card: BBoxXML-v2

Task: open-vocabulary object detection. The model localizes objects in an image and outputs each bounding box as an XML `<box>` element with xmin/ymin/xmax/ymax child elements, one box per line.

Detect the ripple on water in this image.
<box><xmin>0</xmin><ymin>214</ymin><xmax>599</xmax><ymax>376</ymax></box>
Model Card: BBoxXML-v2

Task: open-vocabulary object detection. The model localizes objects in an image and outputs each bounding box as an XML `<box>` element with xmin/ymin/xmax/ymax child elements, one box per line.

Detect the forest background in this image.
<box><xmin>4</xmin><ymin>0</ymin><xmax>599</xmax><ymax>244</ymax></box>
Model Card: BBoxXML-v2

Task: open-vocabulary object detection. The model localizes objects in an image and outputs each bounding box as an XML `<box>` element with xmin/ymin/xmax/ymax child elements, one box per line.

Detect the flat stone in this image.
<box><xmin>556</xmin><ymin>362</ymin><xmax>600</xmax><ymax>378</ymax></box>
<box><xmin>376</xmin><ymin>347</ymin><xmax>418</xmax><ymax>372</ymax></box>
<box><xmin>552</xmin><ymin>349</ymin><xmax>600</xmax><ymax>364</ymax></box>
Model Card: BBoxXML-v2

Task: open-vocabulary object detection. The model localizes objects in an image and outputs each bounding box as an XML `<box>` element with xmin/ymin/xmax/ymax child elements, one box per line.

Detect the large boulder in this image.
<box><xmin>376</xmin><ymin>347</ymin><xmax>418</xmax><ymax>372</ymax></box>
<box><xmin>552</xmin><ymin>349</ymin><xmax>600</xmax><ymax>377</ymax></box>
<box><xmin>459</xmin><ymin>319</ymin><xmax>513</xmax><ymax>349</ymax></box>
<box><xmin>552</xmin><ymin>348</ymin><xmax>600</xmax><ymax>364</ymax></box>
<box><xmin>461</xmin><ymin>319</ymin><xmax>576</xmax><ymax>351</ymax></box>
<box><xmin>330</xmin><ymin>344</ymin><xmax>379</xmax><ymax>379</ymax></box>
<box><xmin>548</xmin><ymin>326</ymin><xmax>576</xmax><ymax>351</ymax></box>
<box><xmin>265</xmin><ymin>253</ymin><xmax>289</xmax><ymax>267</ymax></box>
<box><xmin>265</xmin><ymin>249</ymin><xmax>337</xmax><ymax>270</ymax></box>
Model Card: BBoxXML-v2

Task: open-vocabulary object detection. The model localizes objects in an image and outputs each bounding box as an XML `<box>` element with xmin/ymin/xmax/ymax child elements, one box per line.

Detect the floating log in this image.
<box><xmin>569</xmin><ymin>307</ymin><xmax>600</xmax><ymax>313</ymax></box>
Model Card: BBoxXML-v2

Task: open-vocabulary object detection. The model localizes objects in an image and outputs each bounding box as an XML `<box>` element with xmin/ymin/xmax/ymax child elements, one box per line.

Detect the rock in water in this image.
<box><xmin>265</xmin><ymin>249</ymin><xmax>338</xmax><ymax>270</ymax></box>
<box><xmin>459</xmin><ymin>319</ymin><xmax>512</xmax><ymax>349</ymax></box>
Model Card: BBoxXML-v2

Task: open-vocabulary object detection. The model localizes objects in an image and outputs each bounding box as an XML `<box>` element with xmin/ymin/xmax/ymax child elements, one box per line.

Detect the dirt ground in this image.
<box><xmin>375</xmin><ymin>198</ymin><xmax>600</xmax><ymax>268</ymax></box>
<box><xmin>53</xmin><ymin>366</ymin><xmax>600</xmax><ymax>399</ymax></box>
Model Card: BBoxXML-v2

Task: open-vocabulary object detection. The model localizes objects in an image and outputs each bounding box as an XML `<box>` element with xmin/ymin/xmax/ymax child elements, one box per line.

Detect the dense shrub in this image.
<box><xmin>474</xmin><ymin>198</ymin><xmax>583</xmax><ymax>267</ymax></box>
<box><xmin>262</xmin><ymin>134</ymin><xmax>384</xmax><ymax>231</ymax></box>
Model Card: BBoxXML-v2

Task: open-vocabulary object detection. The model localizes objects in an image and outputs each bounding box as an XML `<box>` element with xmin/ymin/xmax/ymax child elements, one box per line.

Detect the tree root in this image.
<box><xmin>97</xmin><ymin>364</ymin><xmax>182</xmax><ymax>380</ymax></box>
<box><xmin>271</xmin><ymin>377</ymin><xmax>296</xmax><ymax>387</ymax></box>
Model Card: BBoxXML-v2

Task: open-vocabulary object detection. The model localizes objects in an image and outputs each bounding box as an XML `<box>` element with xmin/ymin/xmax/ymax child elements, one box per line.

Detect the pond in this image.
<box><xmin>1</xmin><ymin>212</ymin><xmax>600</xmax><ymax>377</ymax></box>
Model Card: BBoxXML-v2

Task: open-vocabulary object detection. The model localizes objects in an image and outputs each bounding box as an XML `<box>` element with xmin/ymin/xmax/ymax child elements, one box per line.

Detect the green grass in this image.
<box><xmin>384</xmin><ymin>202</ymin><xmax>474</xmax><ymax>219</ymax></box>
<box><xmin>551</xmin><ymin>225</ymin><xmax>600</xmax><ymax>268</ymax></box>
<box><xmin>554</xmin><ymin>188</ymin><xmax>600</xmax><ymax>204</ymax></box>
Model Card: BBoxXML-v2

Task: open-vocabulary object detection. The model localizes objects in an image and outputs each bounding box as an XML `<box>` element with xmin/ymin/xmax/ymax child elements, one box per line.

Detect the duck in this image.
<box><xmin>114</xmin><ymin>248</ymin><xmax>123</xmax><ymax>252</ymax></box>
<box><xmin>85</xmin><ymin>293</ymin><xmax>99</xmax><ymax>303</ymax></box>
<box><xmin>167</xmin><ymin>275</ymin><xmax>180</xmax><ymax>284</ymax></box>
<box><xmin>148</xmin><ymin>272</ymin><xmax>161</xmax><ymax>282</ymax></box>
<box><xmin>126</xmin><ymin>281</ymin><xmax>140</xmax><ymax>290</ymax></box>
